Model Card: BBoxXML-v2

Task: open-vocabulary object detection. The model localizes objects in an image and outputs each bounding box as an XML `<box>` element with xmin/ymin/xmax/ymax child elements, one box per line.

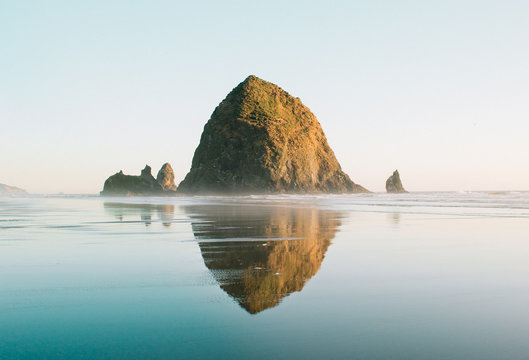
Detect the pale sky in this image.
<box><xmin>1</xmin><ymin>0</ymin><xmax>528</xmax><ymax>193</ymax></box>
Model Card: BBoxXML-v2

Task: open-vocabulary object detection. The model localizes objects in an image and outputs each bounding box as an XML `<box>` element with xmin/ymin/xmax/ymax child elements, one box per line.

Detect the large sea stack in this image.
<box><xmin>386</xmin><ymin>170</ymin><xmax>408</xmax><ymax>193</ymax></box>
<box><xmin>178</xmin><ymin>75</ymin><xmax>367</xmax><ymax>194</ymax></box>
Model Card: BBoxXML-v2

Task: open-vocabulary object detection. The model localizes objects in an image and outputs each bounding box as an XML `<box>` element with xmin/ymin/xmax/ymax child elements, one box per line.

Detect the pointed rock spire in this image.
<box><xmin>386</xmin><ymin>170</ymin><xmax>407</xmax><ymax>193</ymax></box>
<box><xmin>157</xmin><ymin>163</ymin><xmax>177</xmax><ymax>191</ymax></box>
<box><xmin>141</xmin><ymin>165</ymin><xmax>153</xmax><ymax>178</ymax></box>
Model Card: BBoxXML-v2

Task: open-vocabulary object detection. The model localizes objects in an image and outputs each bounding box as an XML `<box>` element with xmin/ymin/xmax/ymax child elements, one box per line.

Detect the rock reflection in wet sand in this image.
<box><xmin>104</xmin><ymin>202</ymin><xmax>175</xmax><ymax>227</ymax></box>
<box><xmin>184</xmin><ymin>204</ymin><xmax>343</xmax><ymax>314</ymax></box>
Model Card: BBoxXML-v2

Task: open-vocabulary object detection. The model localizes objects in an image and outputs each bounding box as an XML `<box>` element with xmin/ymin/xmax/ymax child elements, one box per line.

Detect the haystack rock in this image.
<box><xmin>178</xmin><ymin>75</ymin><xmax>368</xmax><ymax>194</ymax></box>
<box><xmin>386</xmin><ymin>170</ymin><xmax>407</xmax><ymax>193</ymax></box>
<box><xmin>156</xmin><ymin>162</ymin><xmax>177</xmax><ymax>192</ymax></box>
<box><xmin>101</xmin><ymin>165</ymin><xmax>164</xmax><ymax>196</ymax></box>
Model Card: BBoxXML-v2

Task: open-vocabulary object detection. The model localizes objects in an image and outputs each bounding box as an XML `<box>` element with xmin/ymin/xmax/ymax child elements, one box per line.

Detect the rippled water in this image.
<box><xmin>1</xmin><ymin>193</ymin><xmax>529</xmax><ymax>359</ymax></box>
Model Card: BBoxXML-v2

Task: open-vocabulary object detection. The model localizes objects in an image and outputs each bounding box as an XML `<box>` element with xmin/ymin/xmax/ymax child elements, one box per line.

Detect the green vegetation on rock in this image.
<box><xmin>178</xmin><ymin>75</ymin><xmax>368</xmax><ymax>194</ymax></box>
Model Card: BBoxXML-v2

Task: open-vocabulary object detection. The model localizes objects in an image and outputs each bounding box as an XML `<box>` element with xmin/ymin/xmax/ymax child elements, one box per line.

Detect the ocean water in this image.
<box><xmin>1</xmin><ymin>192</ymin><xmax>529</xmax><ymax>359</ymax></box>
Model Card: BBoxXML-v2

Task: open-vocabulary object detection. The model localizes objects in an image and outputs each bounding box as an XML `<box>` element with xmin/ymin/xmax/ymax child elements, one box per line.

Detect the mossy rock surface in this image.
<box><xmin>178</xmin><ymin>75</ymin><xmax>368</xmax><ymax>194</ymax></box>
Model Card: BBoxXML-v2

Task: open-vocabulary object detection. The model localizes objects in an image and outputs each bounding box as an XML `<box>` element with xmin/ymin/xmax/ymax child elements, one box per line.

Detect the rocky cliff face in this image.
<box><xmin>386</xmin><ymin>170</ymin><xmax>407</xmax><ymax>193</ymax></box>
<box><xmin>156</xmin><ymin>163</ymin><xmax>177</xmax><ymax>192</ymax></box>
<box><xmin>178</xmin><ymin>75</ymin><xmax>368</xmax><ymax>194</ymax></box>
<box><xmin>101</xmin><ymin>165</ymin><xmax>165</xmax><ymax>196</ymax></box>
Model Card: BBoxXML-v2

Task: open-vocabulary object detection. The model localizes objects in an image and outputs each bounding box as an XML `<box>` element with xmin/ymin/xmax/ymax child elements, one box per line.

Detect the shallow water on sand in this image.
<box><xmin>1</xmin><ymin>193</ymin><xmax>529</xmax><ymax>359</ymax></box>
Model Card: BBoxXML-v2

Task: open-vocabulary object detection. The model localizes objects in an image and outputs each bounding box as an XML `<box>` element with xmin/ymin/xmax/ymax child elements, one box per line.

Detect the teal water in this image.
<box><xmin>1</xmin><ymin>194</ymin><xmax>529</xmax><ymax>359</ymax></box>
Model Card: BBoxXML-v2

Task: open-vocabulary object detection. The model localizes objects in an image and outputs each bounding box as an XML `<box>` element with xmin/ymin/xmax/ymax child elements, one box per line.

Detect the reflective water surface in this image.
<box><xmin>1</xmin><ymin>193</ymin><xmax>529</xmax><ymax>359</ymax></box>
<box><xmin>185</xmin><ymin>204</ymin><xmax>342</xmax><ymax>314</ymax></box>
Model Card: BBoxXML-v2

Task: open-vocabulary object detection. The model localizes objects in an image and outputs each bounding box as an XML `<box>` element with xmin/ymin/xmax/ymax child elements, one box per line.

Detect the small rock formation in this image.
<box><xmin>386</xmin><ymin>170</ymin><xmax>408</xmax><ymax>193</ymax></box>
<box><xmin>0</xmin><ymin>183</ymin><xmax>27</xmax><ymax>196</ymax></box>
<box><xmin>156</xmin><ymin>163</ymin><xmax>177</xmax><ymax>192</ymax></box>
<box><xmin>101</xmin><ymin>165</ymin><xmax>164</xmax><ymax>196</ymax></box>
<box><xmin>178</xmin><ymin>75</ymin><xmax>368</xmax><ymax>194</ymax></box>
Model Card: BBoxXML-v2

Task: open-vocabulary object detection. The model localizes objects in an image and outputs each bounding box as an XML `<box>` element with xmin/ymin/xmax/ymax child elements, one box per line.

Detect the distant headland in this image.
<box><xmin>0</xmin><ymin>183</ymin><xmax>27</xmax><ymax>196</ymax></box>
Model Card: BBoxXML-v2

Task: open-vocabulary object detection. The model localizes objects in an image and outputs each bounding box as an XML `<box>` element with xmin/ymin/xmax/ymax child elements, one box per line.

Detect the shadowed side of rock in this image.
<box><xmin>177</xmin><ymin>75</ymin><xmax>368</xmax><ymax>194</ymax></box>
<box><xmin>386</xmin><ymin>170</ymin><xmax>407</xmax><ymax>193</ymax></box>
<box><xmin>101</xmin><ymin>165</ymin><xmax>165</xmax><ymax>196</ymax></box>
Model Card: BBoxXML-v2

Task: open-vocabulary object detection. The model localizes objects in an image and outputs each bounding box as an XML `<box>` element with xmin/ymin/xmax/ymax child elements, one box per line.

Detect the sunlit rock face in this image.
<box><xmin>156</xmin><ymin>163</ymin><xmax>177</xmax><ymax>192</ymax></box>
<box><xmin>184</xmin><ymin>204</ymin><xmax>342</xmax><ymax>314</ymax></box>
<box><xmin>178</xmin><ymin>75</ymin><xmax>368</xmax><ymax>194</ymax></box>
